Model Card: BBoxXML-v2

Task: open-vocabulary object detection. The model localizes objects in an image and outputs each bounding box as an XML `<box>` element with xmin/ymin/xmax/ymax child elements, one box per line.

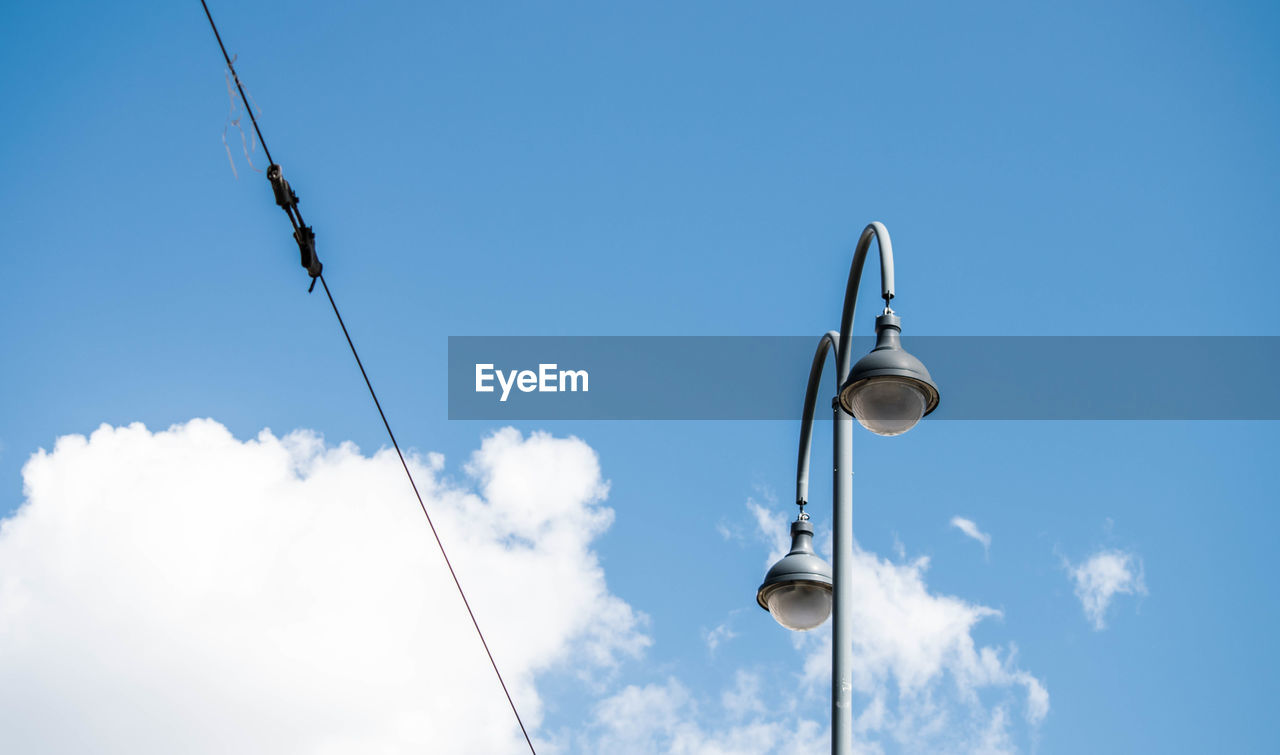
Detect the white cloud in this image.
<box><xmin>1068</xmin><ymin>549</ymin><xmax>1147</xmax><ymax>630</ymax></box>
<box><xmin>0</xmin><ymin>421</ymin><xmax>1054</xmax><ymax>754</ymax></box>
<box><xmin>950</xmin><ymin>516</ymin><xmax>991</xmax><ymax>555</ymax></box>
<box><xmin>748</xmin><ymin>498</ymin><xmax>791</xmax><ymax>566</ymax></box>
<box><xmin>704</xmin><ymin>618</ymin><xmax>738</xmax><ymax>655</ymax></box>
<box><xmin>0</xmin><ymin>420</ymin><xmax>648</xmax><ymax>754</ymax></box>
<box><xmin>724</xmin><ymin>504</ymin><xmax>1048</xmax><ymax>753</ymax></box>
<box><xmin>580</xmin><ymin>677</ymin><xmax>829</xmax><ymax>755</ymax></box>
<box><xmin>891</xmin><ymin>532</ymin><xmax>907</xmax><ymax>561</ymax></box>
<box><xmin>721</xmin><ymin>670</ymin><xmax>767</xmax><ymax>720</ymax></box>
<box><xmin>805</xmin><ymin>551</ymin><xmax>1046</xmax><ymax>752</ymax></box>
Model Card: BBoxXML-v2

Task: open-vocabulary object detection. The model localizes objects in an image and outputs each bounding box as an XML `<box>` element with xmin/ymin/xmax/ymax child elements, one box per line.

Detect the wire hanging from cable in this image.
<box><xmin>198</xmin><ymin>3</ymin><xmax>538</xmax><ymax>752</ymax></box>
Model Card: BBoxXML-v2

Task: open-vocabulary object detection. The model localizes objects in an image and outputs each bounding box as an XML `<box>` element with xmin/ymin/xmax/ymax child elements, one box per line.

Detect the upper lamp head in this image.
<box><xmin>838</xmin><ymin>313</ymin><xmax>940</xmax><ymax>437</ymax></box>
<box><xmin>756</xmin><ymin>517</ymin><xmax>833</xmax><ymax>631</ymax></box>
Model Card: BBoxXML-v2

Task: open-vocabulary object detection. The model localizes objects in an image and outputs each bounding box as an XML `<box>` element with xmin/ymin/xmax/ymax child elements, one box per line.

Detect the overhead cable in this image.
<box><xmin>198</xmin><ymin>4</ymin><xmax>538</xmax><ymax>751</ymax></box>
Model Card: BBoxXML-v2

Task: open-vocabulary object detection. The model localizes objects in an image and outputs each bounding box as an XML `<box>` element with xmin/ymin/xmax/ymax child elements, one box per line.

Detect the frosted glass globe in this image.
<box><xmin>845</xmin><ymin>376</ymin><xmax>927</xmax><ymax>437</ymax></box>
<box><xmin>765</xmin><ymin>583</ymin><xmax>833</xmax><ymax>631</ymax></box>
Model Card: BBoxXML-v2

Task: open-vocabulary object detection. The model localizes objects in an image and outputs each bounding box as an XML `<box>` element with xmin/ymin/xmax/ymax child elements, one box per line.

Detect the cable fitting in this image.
<box><xmin>267</xmin><ymin>163</ymin><xmax>322</xmax><ymax>290</ymax></box>
<box><xmin>267</xmin><ymin>164</ymin><xmax>297</xmax><ymax>210</ymax></box>
<box><xmin>295</xmin><ymin>225</ymin><xmax>322</xmax><ymax>277</ymax></box>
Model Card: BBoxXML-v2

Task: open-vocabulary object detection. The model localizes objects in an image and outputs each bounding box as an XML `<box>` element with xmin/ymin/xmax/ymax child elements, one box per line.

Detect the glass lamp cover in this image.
<box><xmin>846</xmin><ymin>376</ymin><xmax>927</xmax><ymax>437</ymax></box>
<box><xmin>766</xmin><ymin>583</ymin><xmax>832</xmax><ymax>631</ymax></box>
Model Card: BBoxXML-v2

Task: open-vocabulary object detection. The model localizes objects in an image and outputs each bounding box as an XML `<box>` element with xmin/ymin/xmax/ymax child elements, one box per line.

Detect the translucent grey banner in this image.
<box><xmin>447</xmin><ymin>337</ymin><xmax>1280</xmax><ymax>420</ymax></box>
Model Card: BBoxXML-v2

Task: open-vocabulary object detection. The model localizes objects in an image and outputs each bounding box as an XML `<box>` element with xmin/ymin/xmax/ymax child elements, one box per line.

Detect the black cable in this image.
<box><xmin>198</xmin><ymin>5</ymin><xmax>538</xmax><ymax>752</ymax></box>
<box><xmin>317</xmin><ymin>275</ymin><xmax>537</xmax><ymax>754</ymax></box>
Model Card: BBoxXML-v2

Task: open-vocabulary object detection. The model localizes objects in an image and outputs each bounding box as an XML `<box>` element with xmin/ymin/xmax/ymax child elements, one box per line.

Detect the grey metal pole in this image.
<box><xmin>831</xmin><ymin>222</ymin><xmax>894</xmax><ymax>755</ymax></box>
<box><xmin>786</xmin><ymin>223</ymin><xmax>899</xmax><ymax>755</ymax></box>
<box><xmin>831</xmin><ymin>397</ymin><xmax>855</xmax><ymax>754</ymax></box>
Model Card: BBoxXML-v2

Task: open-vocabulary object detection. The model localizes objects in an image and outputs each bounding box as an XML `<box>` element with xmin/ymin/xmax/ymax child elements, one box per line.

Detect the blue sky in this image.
<box><xmin>1</xmin><ymin>1</ymin><xmax>1278</xmax><ymax>752</ymax></box>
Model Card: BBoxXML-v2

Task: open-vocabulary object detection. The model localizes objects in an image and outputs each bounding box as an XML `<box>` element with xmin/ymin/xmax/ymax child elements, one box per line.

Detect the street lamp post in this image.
<box><xmin>755</xmin><ymin>222</ymin><xmax>939</xmax><ymax>755</ymax></box>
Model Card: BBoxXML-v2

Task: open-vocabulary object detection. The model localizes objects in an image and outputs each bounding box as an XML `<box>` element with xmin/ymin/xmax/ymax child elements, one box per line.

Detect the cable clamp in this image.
<box><xmin>269</xmin><ymin>163</ymin><xmax>322</xmax><ymax>291</ymax></box>
<box><xmin>294</xmin><ymin>225</ymin><xmax>322</xmax><ymax>290</ymax></box>
<box><xmin>267</xmin><ymin>164</ymin><xmax>297</xmax><ymax>210</ymax></box>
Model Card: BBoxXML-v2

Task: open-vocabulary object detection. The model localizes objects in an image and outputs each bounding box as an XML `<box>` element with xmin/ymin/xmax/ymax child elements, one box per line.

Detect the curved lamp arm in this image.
<box><xmin>795</xmin><ymin>331</ymin><xmax>840</xmax><ymax>509</ymax></box>
<box><xmin>836</xmin><ymin>222</ymin><xmax>895</xmax><ymax>381</ymax></box>
<box><xmin>795</xmin><ymin>222</ymin><xmax>896</xmax><ymax>510</ymax></box>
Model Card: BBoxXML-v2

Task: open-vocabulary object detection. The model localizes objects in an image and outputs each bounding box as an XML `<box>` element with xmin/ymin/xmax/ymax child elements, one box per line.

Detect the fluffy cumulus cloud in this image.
<box><xmin>0</xmin><ymin>420</ymin><xmax>647</xmax><ymax>754</ymax></box>
<box><xmin>949</xmin><ymin>516</ymin><xmax>991</xmax><ymax>555</ymax></box>
<box><xmin>1068</xmin><ymin>549</ymin><xmax>1147</xmax><ymax>630</ymax></box>
<box><xmin>770</xmin><ymin>507</ymin><xmax>1043</xmax><ymax>753</ymax></box>
<box><xmin>0</xmin><ymin>421</ymin><xmax>1050</xmax><ymax>754</ymax></box>
<box><xmin>780</xmin><ymin>550</ymin><xmax>1046</xmax><ymax>754</ymax></box>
